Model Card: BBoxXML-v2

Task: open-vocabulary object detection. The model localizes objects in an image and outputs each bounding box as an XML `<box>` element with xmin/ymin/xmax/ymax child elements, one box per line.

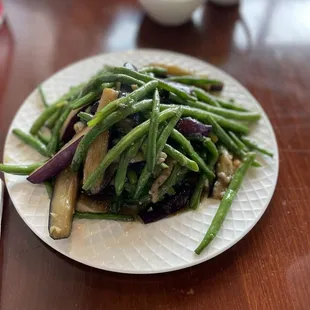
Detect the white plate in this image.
<box><xmin>3</xmin><ymin>50</ymin><xmax>279</xmax><ymax>274</ymax></box>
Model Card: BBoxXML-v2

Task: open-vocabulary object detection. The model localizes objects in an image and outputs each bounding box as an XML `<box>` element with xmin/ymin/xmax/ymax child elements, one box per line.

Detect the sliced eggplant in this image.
<box><xmin>60</xmin><ymin>108</ymin><xmax>81</xmax><ymax>143</ymax></box>
<box><xmin>176</xmin><ymin>117</ymin><xmax>212</xmax><ymax>139</ymax></box>
<box><xmin>76</xmin><ymin>194</ymin><xmax>110</xmax><ymax>213</ymax></box>
<box><xmin>27</xmin><ymin>127</ymin><xmax>90</xmax><ymax>184</ymax></box>
<box><xmin>49</xmin><ymin>167</ymin><xmax>79</xmax><ymax>239</ymax></box>
<box><xmin>138</xmin><ymin>185</ymin><xmax>191</xmax><ymax>224</ymax></box>
<box><xmin>83</xmin><ymin>88</ymin><xmax>118</xmax><ymax>194</ymax></box>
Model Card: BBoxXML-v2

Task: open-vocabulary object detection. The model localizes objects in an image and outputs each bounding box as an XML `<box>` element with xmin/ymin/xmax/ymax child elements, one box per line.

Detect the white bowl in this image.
<box><xmin>139</xmin><ymin>0</ymin><xmax>205</xmax><ymax>26</ymax></box>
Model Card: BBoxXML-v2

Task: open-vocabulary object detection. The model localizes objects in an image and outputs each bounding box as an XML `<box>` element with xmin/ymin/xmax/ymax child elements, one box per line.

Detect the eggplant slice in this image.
<box><xmin>49</xmin><ymin>167</ymin><xmax>79</xmax><ymax>239</ymax></box>
<box><xmin>76</xmin><ymin>194</ymin><xmax>110</xmax><ymax>213</ymax></box>
<box><xmin>27</xmin><ymin>127</ymin><xmax>90</xmax><ymax>184</ymax></box>
<box><xmin>83</xmin><ymin>88</ymin><xmax>118</xmax><ymax>194</ymax></box>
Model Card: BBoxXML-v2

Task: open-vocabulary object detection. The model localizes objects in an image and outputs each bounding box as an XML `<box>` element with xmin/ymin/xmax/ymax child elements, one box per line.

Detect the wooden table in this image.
<box><xmin>1</xmin><ymin>0</ymin><xmax>310</xmax><ymax>309</ymax></box>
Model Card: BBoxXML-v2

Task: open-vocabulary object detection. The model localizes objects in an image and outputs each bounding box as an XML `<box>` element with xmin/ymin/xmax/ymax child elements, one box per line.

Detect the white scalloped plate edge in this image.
<box><xmin>3</xmin><ymin>49</ymin><xmax>279</xmax><ymax>274</ymax></box>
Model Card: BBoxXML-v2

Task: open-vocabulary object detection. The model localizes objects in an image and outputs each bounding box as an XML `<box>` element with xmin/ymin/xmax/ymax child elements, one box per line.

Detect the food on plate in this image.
<box><xmin>0</xmin><ymin>62</ymin><xmax>273</xmax><ymax>253</ymax></box>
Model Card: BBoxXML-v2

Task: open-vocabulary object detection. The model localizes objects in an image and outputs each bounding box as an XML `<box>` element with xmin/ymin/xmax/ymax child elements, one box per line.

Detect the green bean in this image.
<box><xmin>146</xmin><ymin>89</ymin><xmax>160</xmax><ymax>172</ymax></box>
<box><xmin>44</xmin><ymin>181</ymin><xmax>53</xmax><ymax>199</ymax></box>
<box><xmin>170</xmin><ymin>129</ymin><xmax>215</xmax><ymax>181</ymax></box>
<box><xmin>134</xmin><ymin>165</ymin><xmax>150</xmax><ymax>199</ymax></box>
<box><xmin>71</xmin><ymin>99</ymin><xmax>152</xmax><ymax>171</ymax></box>
<box><xmin>101</xmin><ymin>74</ymin><xmax>144</xmax><ymax>86</ymax></box>
<box><xmin>160</xmin><ymin>104</ymin><xmax>249</xmax><ymax>134</ymax></box>
<box><xmin>134</xmin><ymin>110</ymin><xmax>182</xmax><ymax>199</ymax></box>
<box><xmin>170</xmin><ymin>93</ymin><xmax>260</xmax><ymax>122</ymax></box>
<box><xmin>46</xmin><ymin>105</ymin><xmax>71</xmax><ymax>155</ymax></box>
<box><xmin>71</xmin><ymin>91</ymin><xmax>99</xmax><ymax>110</ymax></box>
<box><xmin>189</xmin><ymin>174</ymin><xmax>206</xmax><ymax>210</ymax></box>
<box><xmin>38</xmin><ymin>86</ymin><xmax>48</xmax><ymax>108</ymax></box>
<box><xmin>46</xmin><ymin>109</ymin><xmax>62</xmax><ymax>129</ymax></box>
<box><xmin>193</xmin><ymin>88</ymin><xmax>221</xmax><ymax>107</ymax></box>
<box><xmin>78</xmin><ymin>112</ymin><xmax>93</xmax><ymax>123</ymax></box>
<box><xmin>83</xmin><ymin>108</ymin><xmax>179</xmax><ymax>191</ymax></box>
<box><xmin>195</xmin><ymin>153</ymin><xmax>256</xmax><ymax>255</ymax></box>
<box><xmin>0</xmin><ymin>162</ymin><xmax>44</xmax><ymax>175</ymax></box>
<box><xmin>128</xmin><ymin>169</ymin><xmax>138</xmax><ymax>185</ymax></box>
<box><xmin>37</xmin><ymin>131</ymin><xmax>50</xmax><ymax>145</ymax></box>
<box><xmin>188</xmin><ymin>138</ymin><xmax>218</xmax><ymax>210</ymax></box>
<box><xmin>139</xmin><ymin>66</ymin><xmax>168</xmax><ymax>76</ymax></box>
<box><xmin>88</xmin><ymin>80</ymin><xmax>158</xmax><ymax>127</ymax></box>
<box><xmin>115</xmin><ymin>140</ymin><xmax>142</xmax><ymax>196</ymax></box>
<box><xmin>163</xmin><ymin>144</ymin><xmax>199</xmax><ymax>172</ymax></box>
<box><xmin>101</xmin><ymin>82</ymin><xmax>116</xmax><ymax>89</ymax></box>
<box><xmin>167</xmin><ymin>76</ymin><xmax>223</xmax><ymax>89</ymax></box>
<box><xmin>136</xmin><ymin>165</ymin><xmax>186</xmax><ymax>207</ymax></box>
<box><xmin>214</xmin><ymin>97</ymin><xmax>248</xmax><ymax>112</ymax></box>
<box><xmin>13</xmin><ymin>129</ymin><xmax>48</xmax><ymax>157</ymax></box>
<box><xmin>202</xmin><ymin>137</ymin><xmax>219</xmax><ymax>167</ymax></box>
<box><xmin>111</xmin><ymin>67</ymin><xmax>196</xmax><ymax>102</ymax></box>
<box><xmin>198</xmin><ymin>115</ymin><xmax>242</xmax><ymax>158</ymax></box>
<box><xmin>30</xmin><ymin>101</ymin><xmax>66</xmax><ymax>135</ymax></box>
<box><xmin>240</xmin><ymin>136</ymin><xmax>274</xmax><ymax>157</ymax></box>
<box><xmin>229</xmin><ymin>131</ymin><xmax>248</xmax><ymax>151</ymax></box>
<box><xmin>74</xmin><ymin>212</ymin><xmax>135</xmax><ymax>221</ymax></box>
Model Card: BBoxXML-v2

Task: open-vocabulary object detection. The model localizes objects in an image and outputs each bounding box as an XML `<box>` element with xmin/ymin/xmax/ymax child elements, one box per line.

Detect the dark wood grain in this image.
<box><xmin>1</xmin><ymin>0</ymin><xmax>310</xmax><ymax>309</ymax></box>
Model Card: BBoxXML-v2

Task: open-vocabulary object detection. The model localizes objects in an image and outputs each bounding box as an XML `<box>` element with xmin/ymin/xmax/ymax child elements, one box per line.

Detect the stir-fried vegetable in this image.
<box><xmin>0</xmin><ymin>62</ymin><xmax>273</xmax><ymax>253</ymax></box>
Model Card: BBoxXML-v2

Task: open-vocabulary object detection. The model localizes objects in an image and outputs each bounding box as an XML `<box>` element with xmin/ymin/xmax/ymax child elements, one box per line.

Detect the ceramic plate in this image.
<box><xmin>3</xmin><ymin>50</ymin><xmax>279</xmax><ymax>274</ymax></box>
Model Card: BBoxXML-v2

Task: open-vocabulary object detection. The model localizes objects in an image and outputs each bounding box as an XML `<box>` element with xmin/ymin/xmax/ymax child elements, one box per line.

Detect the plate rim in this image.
<box><xmin>3</xmin><ymin>49</ymin><xmax>279</xmax><ymax>274</ymax></box>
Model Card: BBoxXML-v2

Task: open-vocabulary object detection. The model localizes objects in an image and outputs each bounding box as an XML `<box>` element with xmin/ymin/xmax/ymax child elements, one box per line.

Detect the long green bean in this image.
<box><xmin>0</xmin><ymin>162</ymin><xmax>44</xmax><ymax>175</ymax></box>
<box><xmin>127</xmin><ymin>169</ymin><xmax>138</xmax><ymax>185</ymax></box>
<box><xmin>215</xmin><ymin>97</ymin><xmax>248</xmax><ymax>112</ymax></box>
<box><xmin>229</xmin><ymin>131</ymin><xmax>248</xmax><ymax>151</ymax></box>
<box><xmin>78</xmin><ymin>112</ymin><xmax>93</xmax><ymax>123</ymax></box>
<box><xmin>111</xmin><ymin>67</ymin><xmax>196</xmax><ymax>102</ymax></box>
<box><xmin>146</xmin><ymin>89</ymin><xmax>160</xmax><ymax>172</ymax></box>
<box><xmin>139</xmin><ymin>66</ymin><xmax>168</xmax><ymax>76</ymax></box>
<box><xmin>38</xmin><ymin>86</ymin><xmax>48</xmax><ymax>108</ymax></box>
<box><xmin>202</xmin><ymin>137</ymin><xmax>219</xmax><ymax>167</ymax></box>
<box><xmin>115</xmin><ymin>140</ymin><xmax>143</xmax><ymax>196</ymax></box>
<box><xmin>189</xmin><ymin>174</ymin><xmax>206</xmax><ymax>210</ymax></box>
<box><xmin>37</xmin><ymin>131</ymin><xmax>50</xmax><ymax>145</ymax></box>
<box><xmin>193</xmin><ymin>88</ymin><xmax>221</xmax><ymax>107</ymax></box>
<box><xmin>13</xmin><ymin>129</ymin><xmax>48</xmax><ymax>157</ymax></box>
<box><xmin>46</xmin><ymin>109</ymin><xmax>62</xmax><ymax>129</ymax></box>
<box><xmin>88</xmin><ymin>80</ymin><xmax>158</xmax><ymax>127</ymax></box>
<box><xmin>72</xmin><ymin>99</ymin><xmax>153</xmax><ymax>171</ymax></box>
<box><xmin>160</xmin><ymin>104</ymin><xmax>249</xmax><ymax>134</ymax></box>
<box><xmin>167</xmin><ymin>75</ymin><xmax>223</xmax><ymax>89</ymax></box>
<box><xmin>240</xmin><ymin>136</ymin><xmax>274</xmax><ymax>157</ymax></box>
<box><xmin>83</xmin><ymin>108</ymin><xmax>179</xmax><ymax>191</ymax></box>
<box><xmin>170</xmin><ymin>93</ymin><xmax>260</xmax><ymax>122</ymax></box>
<box><xmin>46</xmin><ymin>105</ymin><xmax>71</xmax><ymax>155</ymax></box>
<box><xmin>74</xmin><ymin>212</ymin><xmax>135</xmax><ymax>221</ymax></box>
<box><xmin>170</xmin><ymin>129</ymin><xmax>215</xmax><ymax>180</ymax></box>
<box><xmin>134</xmin><ymin>110</ymin><xmax>182</xmax><ymax>199</ymax></box>
<box><xmin>163</xmin><ymin>144</ymin><xmax>199</xmax><ymax>172</ymax></box>
<box><xmin>195</xmin><ymin>153</ymin><xmax>256</xmax><ymax>255</ymax></box>
<box><xmin>30</xmin><ymin>101</ymin><xmax>66</xmax><ymax>135</ymax></box>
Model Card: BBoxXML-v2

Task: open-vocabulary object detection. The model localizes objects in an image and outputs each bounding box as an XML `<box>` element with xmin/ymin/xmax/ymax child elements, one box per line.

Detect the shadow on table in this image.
<box><xmin>136</xmin><ymin>2</ymin><xmax>246</xmax><ymax>66</ymax></box>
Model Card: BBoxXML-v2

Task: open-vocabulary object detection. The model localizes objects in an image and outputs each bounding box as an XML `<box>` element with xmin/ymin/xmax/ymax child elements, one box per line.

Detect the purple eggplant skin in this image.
<box><xmin>138</xmin><ymin>185</ymin><xmax>191</xmax><ymax>224</ymax></box>
<box><xmin>176</xmin><ymin>117</ymin><xmax>212</xmax><ymax>138</ymax></box>
<box><xmin>27</xmin><ymin>128</ymin><xmax>89</xmax><ymax>184</ymax></box>
<box><xmin>61</xmin><ymin>109</ymin><xmax>80</xmax><ymax>143</ymax></box>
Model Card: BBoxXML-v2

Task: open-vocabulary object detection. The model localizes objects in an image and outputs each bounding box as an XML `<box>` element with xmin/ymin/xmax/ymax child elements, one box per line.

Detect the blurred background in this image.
<box><xmin>1</xmin><ymin>0</ymin><xmax>309</xmax><ymax>157</ymax></box>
